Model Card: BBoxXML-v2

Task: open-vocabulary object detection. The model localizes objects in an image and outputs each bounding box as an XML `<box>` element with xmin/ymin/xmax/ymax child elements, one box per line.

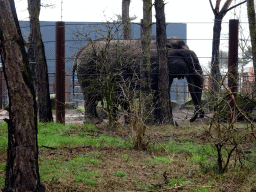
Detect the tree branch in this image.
<box><xmin>226</xmin><ymin>0</ymin><xmax>247</xmax><ymax>13</ymax></box>
<box><xmin>209</xmin><ymin>0</ymin><xmax>217</xmax><ymax>14</ymax></box>
<box><xmin>220</xmin><ymin>0</ymin><xmax>233</xmax><ymax>13</ymax></box>
<box><xmin>42</xmin><ymin>145</ymin><xmax>57</xmax><ymax>150</ymax></box>
<box><xmin>215</xmin><ymin>0</ymin><xmax>222</xmax><ymax>12</ymax></box>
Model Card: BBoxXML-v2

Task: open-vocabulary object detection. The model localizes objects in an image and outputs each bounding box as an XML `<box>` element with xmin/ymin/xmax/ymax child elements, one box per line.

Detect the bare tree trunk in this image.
<box><xmin>141</xmin><ymin>0</ymin><xmax>152</xmax><ymax>123</ymax></box>
<box><xmin>210</xmin><ymin>14</ymin><xmax>223</xmax><ymax>93</ymax></box>
<box><xmin>0</xmin><ymin>0</ymin><xmax>44</xmax><ymax>191</ymax></box>
<box><xmin>155</xmin><ymin>0</ymin><xmax>174</xmax><ymax>125</ymax></box>
<box><xmin>28</xmin><ymin>0</ymin><xmax>53</xmax><ymax>122</ymax></box>
<box><xmin>122</xmin><ymin>0</ymin><xmax>131</xmax><ymax>39</ymax></box>
<box><xmin>141</xmin><ymin>0</ymin><xmax>152</xmax><ymax>87</ymax></box>
<box><xmin>247</xmin><ymin>0</ymin><xmax>256</xmax><ymax>93</ymax></box>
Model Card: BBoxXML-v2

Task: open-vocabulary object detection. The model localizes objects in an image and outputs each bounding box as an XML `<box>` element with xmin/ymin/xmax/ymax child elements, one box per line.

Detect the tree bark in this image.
<box><xmin>140</xmin><ymin>0</ymin><xmax>152</xmax><ymax>123</ymax></box>
<box><xmin>155</xmin><ymin>0</ymin><xmax>174</xmax><ymax>125</ymax></box>
<box><xmin>247</xmin><ymin>0</ymin><xmax>256</xmax><ymax>92</ymax></box>
<box><xmin>210</xmin><ymin>14</ymin><xmax>223</xmax><ymax>93</ymax></box>
<box><xmin>28</xmin><ymin>0</ymin><xmax>53</xmax><ymax>122</ymax></box>
<box><xmin>0</xmin><ymin>0</ymin><xmax>44</xmax><ymax>191</ymax></box>
<box><xmin>141</xmin><ymin>0</ymin><xmax>152</xmax><ymax>87</ymax></box>
<box><xmin>122</xmin><ymin>0</ymin><xmax>131</xmax><ymax>39</ymax></box>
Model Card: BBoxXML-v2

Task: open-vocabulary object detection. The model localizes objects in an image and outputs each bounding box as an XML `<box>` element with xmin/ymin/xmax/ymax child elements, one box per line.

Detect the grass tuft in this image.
<box><xmin>74</xmin><ymin>171</ymin><xmax>99</xmax><ymax>185</ymax></box>
<box><xmin>0</xmin><ymin>177</ymin><xmax>4</xmax><ymax>186</ymax></box>
<box><xmin>114</xmin><ymin>171</ymin><xmax>127</xmax><ymax>178</ymax></box>
<box><xmin>0</xmin><ymin>123</ymin><xmax>7</xmax><ymax>152</ymax></box>
<box><xmin>151</xmin><ymin>156</ymin><xmax>172</xmax><ymax>163</ymax></box>
<box><xmin>167</xmin><ymin>177</ymin><xmax>193</xmax><ymax>187</ymax></box>
<box><xmin>0</xmin><ymin>163</ymin><xmax>6</xmax><ymax>172</ymax></box>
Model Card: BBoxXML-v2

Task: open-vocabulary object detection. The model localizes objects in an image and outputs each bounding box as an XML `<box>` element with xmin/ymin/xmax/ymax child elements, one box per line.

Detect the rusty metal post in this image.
<box><xmin>55</xmin><ymin>22</ymin><xmax>65</xmax><ymax>124</ymax></box>
<box><xmin>228</xmin><ymin>19</ymin><xmax>239</xmax><ymax>121</ymax></box>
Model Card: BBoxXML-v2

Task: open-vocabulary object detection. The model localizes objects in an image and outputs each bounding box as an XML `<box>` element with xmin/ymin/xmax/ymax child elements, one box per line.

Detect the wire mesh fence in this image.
<box><xmin>0</xmin><ymin>70</ymin><xmax>255</xmax><ymax>109</ymax></box>
<box><xmin>0</xmin><ymin>20</ymin><xmax>254</xmax><ymax>109</ymax></box>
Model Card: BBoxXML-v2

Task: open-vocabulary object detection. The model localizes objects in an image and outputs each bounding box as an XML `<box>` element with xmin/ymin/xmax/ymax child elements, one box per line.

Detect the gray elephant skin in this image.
<box><xmin>73</xmin><ymin>38</ymin><xmax>204</xmax><ymax>123</ymax></box>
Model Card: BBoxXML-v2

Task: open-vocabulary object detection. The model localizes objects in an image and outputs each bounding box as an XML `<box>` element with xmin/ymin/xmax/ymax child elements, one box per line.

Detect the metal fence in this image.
<box><xmin>0</xmin><ymin>70</ymin><xmax>255</xmax><ymax>109</ymax></box>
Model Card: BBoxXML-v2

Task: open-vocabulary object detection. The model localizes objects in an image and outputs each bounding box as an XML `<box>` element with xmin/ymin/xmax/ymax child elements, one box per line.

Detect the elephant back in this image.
<box><xmin>74</xmin><ymin>37</ymin><xmax>189</xmax><ymax>62</ymax></box>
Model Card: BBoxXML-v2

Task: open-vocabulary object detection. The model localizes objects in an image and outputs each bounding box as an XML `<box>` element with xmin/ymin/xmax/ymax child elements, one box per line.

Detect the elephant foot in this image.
<box><xmin>189</xmin><ymin>113</ymin><xmax>198</xmax><ymax>122</ymax></box>
<box><xmin>199</xmin><ymin>110</ymin><xmax>205</xmax><ymax>118</ymax></box>
<box><xmin>83</xmin><ymin>115</ymin><xmax>101</xmax><ymax>124</ymax></box>
<box><xmin>189</xmin><ymin>105</ymin><xmax>202</xmax><ymax>122</ymax></box>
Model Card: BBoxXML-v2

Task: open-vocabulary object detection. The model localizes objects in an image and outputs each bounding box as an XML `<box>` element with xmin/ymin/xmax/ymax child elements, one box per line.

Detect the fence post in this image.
<box><xmin>176</xmin><ymin>81</ymin><xmax>178</xmax><ymax>103</ymax></box>
<box><xmin>55</xmin><ymin>21</ymin><xmax>65</xmax><ymax>124</ymax></box>
<box><xmin>228</xmin><ymin>19</ymin><xmax>239</xmax><ymax>121</ymax></box>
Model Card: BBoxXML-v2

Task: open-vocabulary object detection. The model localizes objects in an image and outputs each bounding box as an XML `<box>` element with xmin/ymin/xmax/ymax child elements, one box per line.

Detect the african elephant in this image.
<box><xmin>73</xmin><ymin>38</ymin><xmax>204</xmax><ymax>123</ymax></box>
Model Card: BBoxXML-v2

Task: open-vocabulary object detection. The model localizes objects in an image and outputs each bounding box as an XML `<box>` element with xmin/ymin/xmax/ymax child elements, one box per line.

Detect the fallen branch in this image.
<box><xmin>42</xmin><ymin>145</ymin><xmax>57</xmax><ymax>150</ymax></box>
<box><xmin>167</xmin><ymin>184</ymin><xmax>215</xmax><ymax>190</ymax></box>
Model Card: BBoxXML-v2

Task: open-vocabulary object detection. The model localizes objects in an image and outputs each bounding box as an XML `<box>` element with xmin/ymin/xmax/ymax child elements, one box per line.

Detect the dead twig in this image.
<box><xmin>42</xmin><ymin>145</ymin><xmax>57</xmax><ymax>150</ymax></box>
<box><xmin>166</xmin><ymin>184</ymin><xmax>215</xmax><ymax>190</ymax></box>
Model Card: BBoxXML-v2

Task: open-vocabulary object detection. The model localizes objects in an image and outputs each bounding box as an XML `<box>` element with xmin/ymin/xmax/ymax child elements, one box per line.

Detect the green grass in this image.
<box><xmin>37</xmin><ymin>122</ymin><xmax>132</xmax><ymax>149</ymax></box>
<box><xmin>0</xmin><ymin>177</ymin><xmax>4</xmax><ymax>186</ymax></box>
<box><xmin>77</xmin><ymin>107</ymin><xmax>85</xmax><ymax>112</ymax></box>
<box><xmin>167</xmin><ymin>177</ymin><xmax>193</xmax><ymax>187</ymax></box>
<box><xmin>39</xmin><ymin>160</ymin><xmax>67</xmax><ymax>182</ymax></box>
<box><xmin>122</xmin><ymin>154</ymin><xmax>130</xmax><ymax>161</ymax></box>
<box><xmin>1</xmin><ymin>121</ymin><xmax>256</xmax><ymax>190</ymax></box>
<box><xmin>0</xmin><ymin>163</ymin><xmax>6</xmax><ymax>173</ymax></box>
<box><xmin>150</xmin><ymin>139</ymin><xmax>220</xmax><ymax>174</ymax></box>
<box><xmin>39</xmin><ymin>156</ymin><xmax>101</xmax><ymax>183</ymax></box>
<box><xmin>74</xmin><ymin>171</ymin><xmax>99</xmax><ymax>185</ymax></box>
<box><xmin>114</xmin><ymin>171</ymin><xmax>127</xmax><ymax>178</ymax></box>
<box><xmin>151</xmin><ymin>156</ymin><xmax>172</xmax><ymax>163</ymax></box>
<box><xmin>195</xmin><ymin>187</ymin><xmax>210</xmax><ymax>192</ymax></box>
<box><xmin>0</xmin><ymin>162</ymin><xmax>6</xmax><ymax>188</ymax></box>
<box><xmin>0</xmin><ymin>123</ymin><xmax>8</xmax><ymax>152</ymax></box>
<box><xmin>151</xmin><ymin>140</ymin><xmax>216</xmax><ymax>162</ymax></box>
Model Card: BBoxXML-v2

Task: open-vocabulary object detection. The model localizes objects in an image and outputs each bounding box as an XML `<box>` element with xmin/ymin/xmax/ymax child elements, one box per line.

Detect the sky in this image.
<box><xmin>14</xmin><ymin>0</ymin><xmax>250</xmax><ymax>71</ymax></box>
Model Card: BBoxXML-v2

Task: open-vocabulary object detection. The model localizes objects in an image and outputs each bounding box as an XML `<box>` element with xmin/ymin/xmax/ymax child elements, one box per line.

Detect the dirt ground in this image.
<box><xmin>64</xmin><ymin>107</ymin><xmax>213</xmax><ymax>125</ymax></box>
<box><xmin>1</xmin><ymin>108</ymin><xmax>255</xmax><ymax>191</ymax></box>
<box><xmin>0</xmin><ymin>107</ymin><xmax>212</xmax><ymax>125</ymax></box>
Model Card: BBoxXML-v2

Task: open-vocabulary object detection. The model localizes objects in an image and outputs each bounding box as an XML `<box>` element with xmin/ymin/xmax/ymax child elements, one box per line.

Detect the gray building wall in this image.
<box><xmin>1</xmin><ymin>21</ymin><xmax>187</xmax><ymax>104</ymax></box>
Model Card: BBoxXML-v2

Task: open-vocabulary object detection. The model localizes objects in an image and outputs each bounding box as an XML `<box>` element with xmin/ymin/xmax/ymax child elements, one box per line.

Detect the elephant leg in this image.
<box><xmin>192</xmin><ymin>75</ymin><xmax>204</xmax><ymax>118</ymax></box>
<box><xmin>169</xmin><ymin>77</ymin><xmax>174</xmax><ymax>113</ymax></box>
<box><xmin>113</xmin><ymin>96</ymin><xmax>130</xmax><ymax>124</ymax></box>
<box><xmin>186</xmin><ymin>75</ymin><xmax>204</xmax><ymax>122</ymax></box>
<box><xmin>83</xmin><ymin>93</ymin><xmax>100</xmax><ymax>123</ymax></box>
